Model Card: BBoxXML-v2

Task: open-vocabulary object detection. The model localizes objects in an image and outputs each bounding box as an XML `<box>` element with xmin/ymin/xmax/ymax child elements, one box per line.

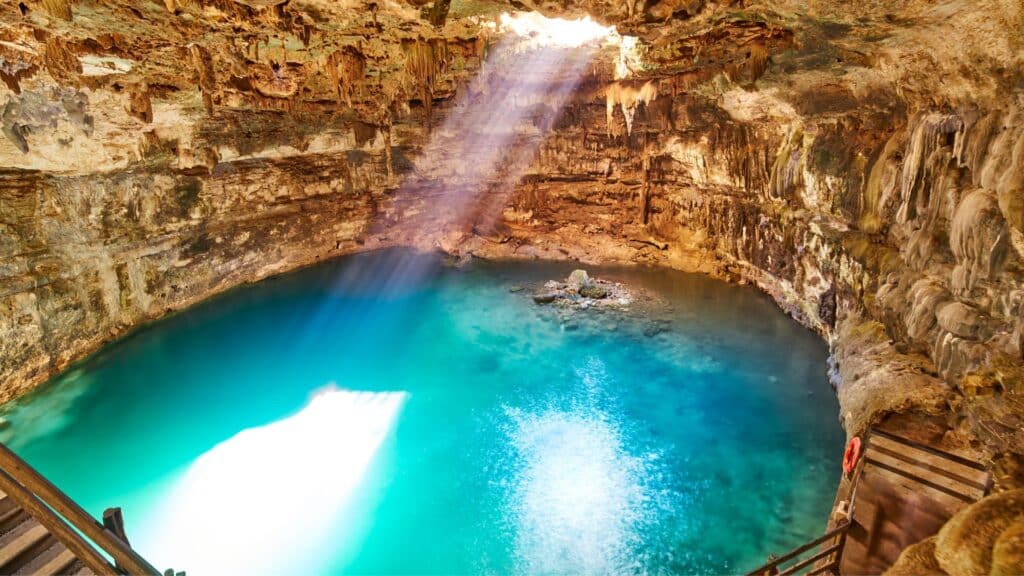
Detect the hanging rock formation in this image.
<box><xmin>0</xmin><ymin>2</ymin><xmax>1023</xmax><ymax>568</ymax></box>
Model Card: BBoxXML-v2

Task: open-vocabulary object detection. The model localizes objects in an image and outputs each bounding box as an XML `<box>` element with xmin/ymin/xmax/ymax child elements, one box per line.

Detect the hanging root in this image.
<box><xmin>748</xmin><ymin>41</ymin><xmax>768</xmax><ymax>81</ymax></box>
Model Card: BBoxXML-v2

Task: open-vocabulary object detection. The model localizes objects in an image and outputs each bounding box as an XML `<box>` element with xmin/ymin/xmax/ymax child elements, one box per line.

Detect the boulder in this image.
<box><xmin>885</xmin><ymin>536</ymin><xmax>946</xmax><ymax>576</ymax></box>
<box><xmin>935</xmin><ymin>489</ymin><xmax>1024</xmax><ymax>576</ymax></box>
<box><xmin>991</xmin><ymin>515</ymin><xmax>1024</xmax><ymax>576</ymax></box>
<box><xmin>579</xmin><ymin>284</ymin><xmax>608</xmax><ymax>299</ymax></box>
<box><xmin>567</xmin><ymin>269</ymin><xmax>591</xmax><ymax>290</ymax></box>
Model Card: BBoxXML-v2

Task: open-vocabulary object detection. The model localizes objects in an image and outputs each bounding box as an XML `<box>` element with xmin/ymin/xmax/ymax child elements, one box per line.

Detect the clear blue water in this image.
<box><xmin>0</xmin><ymin>249</ymin><xmax>843</xmax><ymax>575</ymax></box>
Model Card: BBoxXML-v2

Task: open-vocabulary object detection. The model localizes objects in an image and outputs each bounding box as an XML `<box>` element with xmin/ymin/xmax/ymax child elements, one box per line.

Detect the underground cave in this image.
<box><xmin>0</xmin><ymin>1</ymin><xmax>1022</xmax><ymax>575</ymax></box>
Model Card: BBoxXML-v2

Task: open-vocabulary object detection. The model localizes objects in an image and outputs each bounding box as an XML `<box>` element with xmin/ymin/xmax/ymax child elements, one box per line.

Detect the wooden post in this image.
<box><xmin>103</xmin><ymin>508</ymin><xmax>130</xmax><ymax>545</ymax></box>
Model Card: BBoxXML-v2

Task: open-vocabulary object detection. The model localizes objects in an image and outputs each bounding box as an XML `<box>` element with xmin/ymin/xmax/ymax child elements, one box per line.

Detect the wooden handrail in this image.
<box><xmin>0</xmin><ymin>443</ymin><xmax>160</xmax><ymax>575</ymax></box>
<box><xmin>0</xmin><ymin>467</ymin><xmax>117</xmax><ymax>575</ymax></box>
<box><xmin>862</xmin><ymin>456</ymin><xmax>977</xmax><ymax>503</ymax></box>
<box><xmin>746</xmin><ymin>426</ymin><xmax>991</xmax><ymax>576</ymax></box>
<box><xmin>868</xmin><ymin>443</ymin><xmax>988</xmax><ymax>491</ymax></box>
<box><xmin>777</xmin><ymin>543</ymin><xmax>840</xmax><ymax>576</ymax></box>
<box><xmin>744</xmin><ymin>519</ymin><xmax>850</xmax><ymax>576</ymax></box>
<box><xmin>869</xmin><ymin>429</ymin><xmax>987</xmax><ymax>471</ymax></box>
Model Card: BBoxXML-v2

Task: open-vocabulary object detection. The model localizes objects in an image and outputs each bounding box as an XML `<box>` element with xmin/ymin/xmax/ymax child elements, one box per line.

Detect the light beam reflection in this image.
<box><xmin>500</xmin><ymin>358</ymin><xmax>669</xmax><ymax>574</ymax></box>
<box><xmin>134</xmin><ymin>386</ymin><xmax>406</xmax><ymax>575</ymax></box>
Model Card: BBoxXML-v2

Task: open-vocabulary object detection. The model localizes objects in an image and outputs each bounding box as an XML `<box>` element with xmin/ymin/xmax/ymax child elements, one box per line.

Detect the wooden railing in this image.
<box><xmin>745</xmin><ymin>518</ymin><xmax>850</xmax><ymax>576</ymax></box>
<box><xmin>745</xmin><ymin>426</ymin><xmax>991</xmax><ymax>576</ymax></box>
<box><xmin>862</xmin><ymin>428</ymin><xmax>992</xmax><ymax>502</ymax></box>
<box><xmin>0</xmin><ymin>442</ymin><xmax>160</xmax><ymax>575</ymax></box>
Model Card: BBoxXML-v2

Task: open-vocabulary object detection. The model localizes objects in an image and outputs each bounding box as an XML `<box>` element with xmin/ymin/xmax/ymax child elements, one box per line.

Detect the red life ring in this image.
<box><xmin>843</xmin><ymin>437</ymin><xmax>862</xmax><ymax>475</ymax></box>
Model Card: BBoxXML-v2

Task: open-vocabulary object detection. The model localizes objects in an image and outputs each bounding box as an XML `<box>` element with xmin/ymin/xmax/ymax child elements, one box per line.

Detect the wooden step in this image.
<box><xmin>0</xmin><ymin>520</ymin><xmax>51</xmax><ymax>572</ymax></box>
<box><xmin>18</xmin><ymin>543</ymin><xmax>78</xmax><ymax>576</ymax></box>
<box><xmin>0</xmin><ymin>489</ymin><xmax>28</xmax><ymax>533</ymax></box>
<box><xmin>0</xmin><ymin>444</ymin><xmax>156</xmax><ymax>576</ymax></box>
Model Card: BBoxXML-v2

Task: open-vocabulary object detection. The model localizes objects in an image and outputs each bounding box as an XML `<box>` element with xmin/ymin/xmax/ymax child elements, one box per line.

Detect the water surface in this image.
<box><xmin>1</xmin><ymin>249</ymin><xmax>843</xmax><ymax>575</ymax></box>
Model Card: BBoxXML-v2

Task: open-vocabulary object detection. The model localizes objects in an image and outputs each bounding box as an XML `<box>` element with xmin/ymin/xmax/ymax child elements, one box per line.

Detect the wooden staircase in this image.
<box><xmin>839</xmin><ymin>428</ymin><xmax>991</xmax><ymax>574</ymax></box>
<box><xmin>0</xmin><ymin>504</ymin><xmax>81</xmax><ymax>575</ymax></box>
<box><xmin>0</xmin><ymin>443</ymin><xmax>161</xmax><ymax>576</ymax></box>
<box><xmin>746</xmin><ymin>427</ymin><xmax>991</xmax><ymax>576</ymax></box>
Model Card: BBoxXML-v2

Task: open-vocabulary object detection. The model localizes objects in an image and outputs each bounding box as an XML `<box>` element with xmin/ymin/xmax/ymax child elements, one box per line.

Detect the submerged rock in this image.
<box><xmin>532</xmin><ymin>292</ymin><xmax>559</xmax><ymax>304</ymax></box>
<box><xmin>643</xmin><ymin>320</ymin><xmax>672</xmax><ymax>337</ymax></box>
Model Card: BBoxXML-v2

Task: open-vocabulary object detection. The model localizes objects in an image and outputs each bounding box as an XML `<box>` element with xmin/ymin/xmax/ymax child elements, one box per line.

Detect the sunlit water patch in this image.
<box><xmin>1</xmin><ymin>249</ymin><xmax>843</xmax><ymax>575</ymax></box>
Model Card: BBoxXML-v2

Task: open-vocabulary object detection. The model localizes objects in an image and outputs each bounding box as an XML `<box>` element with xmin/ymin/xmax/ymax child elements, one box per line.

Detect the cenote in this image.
<box><xmin>0</xmin><ymin>249</ymin><xmax>843</xmax><ymax>575</ymax></box>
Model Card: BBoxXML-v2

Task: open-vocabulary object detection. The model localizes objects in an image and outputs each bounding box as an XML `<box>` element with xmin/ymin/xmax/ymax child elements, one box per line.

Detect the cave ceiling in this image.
<box><xmin>2</xmin><ymin>0</ymin><xmax>1024</xmax><ymax>465</ymax></box>
<box><xmin>1</xmin><ymin>0</ymin><xmax>1020</xmax><ymax>174</ymax></box>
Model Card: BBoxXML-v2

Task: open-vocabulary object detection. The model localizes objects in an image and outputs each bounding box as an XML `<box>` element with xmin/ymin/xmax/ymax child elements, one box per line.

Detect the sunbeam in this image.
<box><xmin>133</xmin><ymin>387</ymin><xmax>407</xmax><ymax>575</ymax></box>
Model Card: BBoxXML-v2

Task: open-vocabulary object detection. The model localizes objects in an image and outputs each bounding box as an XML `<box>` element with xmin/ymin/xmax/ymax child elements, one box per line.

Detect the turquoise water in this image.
<box><xmin>1</xmin><ymin>249</ymin><xmax>843</xmax><ymax>575</ymax></box>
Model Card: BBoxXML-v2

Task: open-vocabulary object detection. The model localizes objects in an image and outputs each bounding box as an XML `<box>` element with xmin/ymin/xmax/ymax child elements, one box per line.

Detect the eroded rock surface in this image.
<box><xmin>887</xmin><ymin>489</ymin><xmax>1024</xmax><ymax>576</ymax></box>
<box><xmin>0</xmin><ymin>0</ymin><xmax>1022</xmax><ymax>526</ymax></box>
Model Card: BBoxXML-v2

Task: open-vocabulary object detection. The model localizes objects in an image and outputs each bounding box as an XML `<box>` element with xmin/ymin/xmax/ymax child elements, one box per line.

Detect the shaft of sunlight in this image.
<box><xmin>134</xmin><ymin>386</ymin><xmax>406</xmax><ymax>576</ymax></box>
<box><xmin>401</xmin><ymin>37</ymin><xmax>595</xmax><ymax>247</ymax></box>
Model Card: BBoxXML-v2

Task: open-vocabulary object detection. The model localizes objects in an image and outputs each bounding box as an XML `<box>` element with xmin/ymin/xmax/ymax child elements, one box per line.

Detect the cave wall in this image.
<box><xmin>475</xmin><ymin>86</ymin><xmax>1024</xmax><ymax>465</ymax></box>
<box><xmin>0</xmin><ymin>0</ymin><xmax>1022</xmax><ymax>480</ymax></box>
<box><xmin>0</xmin><ymin>150</ymin><xmax>385</xmax><ymax>400</ymax></box>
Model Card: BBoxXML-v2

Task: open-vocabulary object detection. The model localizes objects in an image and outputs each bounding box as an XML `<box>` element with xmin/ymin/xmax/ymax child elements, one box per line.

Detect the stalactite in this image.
<box><xmin>0</xmin><ymin>43</ymin><xmax>38</xmax><ymax>94</ymax></box>
<box><xmin>42</xmin><ymin>36</ymin><xmax>81</xmax><ymax>85</ymax></box>
<box><xmin>950</xmin><ymin>189</ymin><xmax>1010</xmax><ymax>294</ymax></box>
<box><xmin>190</xmin><ymin>44</ymin><xmax>216</xmax><ymax>113</ymax></box>
<box><xmin>41</xmin><ymin>0</ymin><xmax>72</xmax><ymax>21</ymax></box>
<box><xmin>605</xmin><ymin>81</ymin><xmax>657</xmax><ymax>137</ymax></box>
<box><xmin>641</xmin><ymin>149</ymin><xmax>652</xmax><ymax>225</ymax></box>
<box><xmin>127</xmin><ymin>83</ymin><xmax>153</xmax><ymax>123</ymax></box>
<box><xmin>384</xmin><ymin>123</ymin><xmax>394</xmax><ymax>179</ymax></box>
<box><xmin>767</xmin><ymin>125</ymin><xmax>803</xmax><ymax>200</ymax></box>
<box><xmin>404</xmin><ymin>39</ymin><xmax>446</xmax><ymax>130</ymax></box>
<box><xmin>327</xmin><ymin>47</ymin><xmax>365</xmax><ymax>108</ymax></box>
<box><xmin>897</xmin><ymin>113</ymin><xmax>962</xmax><ymax>223</ymax></box>
<box><xmin>860</xmin><ymin>130</ymin><xmax>904</xmax><ymax>233</ymax></box>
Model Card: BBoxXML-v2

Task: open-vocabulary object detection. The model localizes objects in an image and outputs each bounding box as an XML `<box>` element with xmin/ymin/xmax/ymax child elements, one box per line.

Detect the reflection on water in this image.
<box><xmin>134</xmin><ymin>387</ymin><xmax>406</xmax><ymax>575</ymax></box>
<box><xmin>501</xmin><ymin>357</ymin><xmax>671</xmax><ymax>574</ymax></box>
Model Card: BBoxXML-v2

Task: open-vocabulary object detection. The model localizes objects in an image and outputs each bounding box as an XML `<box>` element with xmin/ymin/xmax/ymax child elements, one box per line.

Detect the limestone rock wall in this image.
<box><xmin>475</xmin><ymin>88</ymin><xmax>1023</xmax><ymax>465</ymax></box>
<box><xmin>0</xmin><ymin>0</ymin><xmax>1022</xmax><ymax>481</ymax></box>
<box><xmin>0</xmin><ymin>152</ymin><xmax>382</xmax><ymax>401</ymax></box>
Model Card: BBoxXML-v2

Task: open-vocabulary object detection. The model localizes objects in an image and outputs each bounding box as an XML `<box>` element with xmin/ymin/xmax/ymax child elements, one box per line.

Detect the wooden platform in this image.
<box><xmin>839</xmin><ymin>429</ymin><xmax>990</xmax><ymax>574</ymax></box>
<box><xmin>746</xmin><ymin>427</ymin><xmax>990</xmax><ymax>576</ymax></box>
<box><xmin>0</xmin><ymin>443</ymin><xmax>161</xmax><ymax>576</ymax></box>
